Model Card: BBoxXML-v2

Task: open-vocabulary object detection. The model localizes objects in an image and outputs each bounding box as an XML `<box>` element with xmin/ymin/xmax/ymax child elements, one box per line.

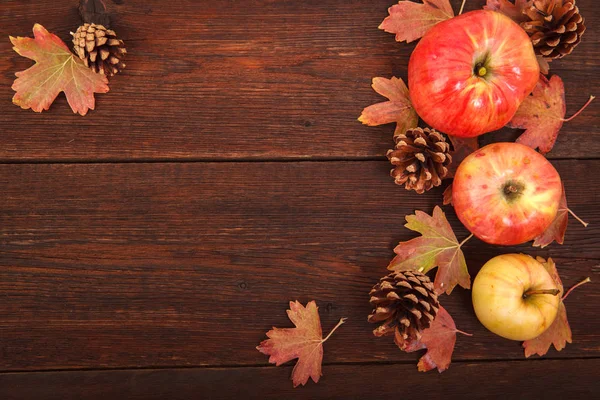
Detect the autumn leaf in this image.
<box><xmin>533</xmin><ymin>186</ymin><xmax>568</xmax><ymax>248</ymax></box>
<box><xmin>483</xmin><ymin>0</ymin><xmax>531</xmax><ymax>24</ymax></box>
<box><xmin>257</xmin><ymin>301</ymin><xmax>346</xmax><ymax>387</ymax></box>
<box><xmin>359</xmin><ymin>77</ymin><xmax>418</xmax><ymax>137</ymax></box>
<box><xmin>523</xmin><ymin>258</ymin><xmax>591</xmax><ymax>357</ymax></box>
<box><xmin>442</xmin><ymin>184</ymin><xmax>453</xmax><ymax>206</ymax></box>
<box><xmin>10</xmin><ymin>24</ymin><xmax>109</xmax><ymax>116</ymax></box>
<box><xmin>380</xmin><ymin>0</ymin><xmax>455</xmax><ymax>43</ymax></box>
<box><xmin>523</xmin><ymin>258</ymin><xmax>568</xmax><ymax>357</ymax></box>
<box><xmin>509</xmin><ymin>74</ymin><xmax>595</xmax><ymax>154</ymax></box>
<box><xmin>399</xmin><ymin>306</ymin><xmax>469</xmax><ymax>372</ymax></box>
<box><xmin>388</xmin><ymin>206</ymin><xmax>472</xmax><ymax>295</ymax></box>
<box><xmin>447</xmin><ymin>136</ymin><xmax>479</xmax><ymax>178</ymax></box>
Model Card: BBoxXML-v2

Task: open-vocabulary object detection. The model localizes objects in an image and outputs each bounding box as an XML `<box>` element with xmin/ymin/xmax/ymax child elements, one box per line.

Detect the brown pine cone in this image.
<box><xmin>72</xmin><ymin>23</ymin><xmax>126</xmax><ymax>76</ymax></box>
<box><xmin>386</xmin><ymin>128</ymin><xmax>451</xmax><ymax>194</ymax></box>
<box><xmin>368</xmin><ymin>271</ymin><xmax>440</xmax><ymax>346</ymax></box>
<box><xmin>522</xmin><ymin>0</ymin><xmax>586</xmax><ymax>59</ymax></box>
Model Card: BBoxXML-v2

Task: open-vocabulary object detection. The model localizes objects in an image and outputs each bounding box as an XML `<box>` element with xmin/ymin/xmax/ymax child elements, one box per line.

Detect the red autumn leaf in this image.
<box><xmin>399</xmin><ymin>306</ymin><xmax>466</xmax><ymax>372</ymax></box>
<box><xmin>447</xmin><ymin>136</ymin><xmax>479</xmax><ymax>178</ymax></box>
<box><xmin>533</xmin><ymin>185</ymin><xmax>568</xmax><ymax>248</ymax></box>
<box><xmin>523</xmin><ymin>257</ymin><xmax>571</xmax><ymax>357</ymax></box>
<box><xmin>388</xmin><ymin>206</ymin><xmax>471</xmax><ymax>295</ymax></box>
<box><xmin>483</xmin><ymin>0</ymin><xmax>531</xmax><ymax>23</ymax></box>
<box><xmin>509</xmin><ymin>75</ymin><xmax>565</xmax><ymax>154</ymax></box>
<box><xmin>359</xmin><ymin>77</ymin><xmax>418</xmax><ymax>137</ymax></box>
<box><xmin>380</xmin><ymin>0</ymin><xmax>455</xmax><ymax>43</ymax></box>
<box><xmin>509</xmin><ymin>75</ymin><xmax>594</xmax><ymax>155</ymax></box>
<box><xmin>257</xmin><ymin>301</ymin><xmax>346</xmax><ymax>387</ymax></box>
<box><xmin>10</xmin><ymin>24</ymin><xmax>109</xmax><ymax>116</ymax></box>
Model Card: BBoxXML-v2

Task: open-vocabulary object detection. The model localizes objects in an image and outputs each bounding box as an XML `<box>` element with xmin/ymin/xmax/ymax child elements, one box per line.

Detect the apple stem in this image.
<box><xmin>562</xmin><ymin>277</ymin><xmax>591</xmax><ymax>301</ymax></box>
<box><xmin>322</xmin><ymin>317</ymin><xmax>347</xmax><ymax>343</ymax></box>
<box><xmin>523</xmin><ymin>288</ymin><xmax>560</xmax><ymax>297</ymax></box>
<box><xmin>459</xmin><ymin>233</ymin><xmax>474</xmax><ymax>248</ymax></box>
<box><xmin>568</xmin><ymin>208</ymin><xmax>589</xmax><ymax>227</ymax></box>
<box><xmin>562</xmin><ymin>95</ymin><xmax>595</xmax><ymax>122</ymax></box>
<box><xmin>458</xmin><ymin>0</ymin><xmax>467</xmax><ymax>15</ymax></box>
<box><xmin>455</xmin><ymin>329</ymin><xmax>473</xmax><ymax>337</ymax></box>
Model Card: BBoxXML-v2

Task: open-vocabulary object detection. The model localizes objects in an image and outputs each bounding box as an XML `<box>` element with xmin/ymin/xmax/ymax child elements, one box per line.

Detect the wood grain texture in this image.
<box><xmin>1</xmin><ymin>359</ymin><xmax>599</xmax><ymax>400</ymax></box>
<box><xmin>0</xmin><ymin>0</ymin><xmax>598</xmax><ymax>161</ymax></box>
<box><xmin>1</xmin><ymin>161</ymin><xmax>598</xmax><ymax>371</ymax></box>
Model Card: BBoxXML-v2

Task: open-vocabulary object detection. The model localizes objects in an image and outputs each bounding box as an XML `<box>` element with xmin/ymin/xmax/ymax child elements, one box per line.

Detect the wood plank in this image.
<box><xmin>0</xmin><ymin>161</ymin><xmax>598</xmax><ymax>371</ymax></box>
<box><xmin>0</xmin><ymin>0</ymin><xmax>598</xmax><ymax>161</ymax></box>
<box><xmin>1</xmin><ymin>359</ymin><xmax>599</xmax><ymax>400</ymax></box>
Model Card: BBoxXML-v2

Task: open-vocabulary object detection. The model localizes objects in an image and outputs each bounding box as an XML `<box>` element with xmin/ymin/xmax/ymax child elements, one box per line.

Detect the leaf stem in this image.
<box><xmin>562</xmin><ymin>277</ymin><xmax>591</xmax><ymax>301</ymax></box>
<box><xmin>322</xmin><ymin>318</ymin><xmax>347</xmax><ymax>343</ymax></box>
<box><xmin>568</xmin><ymin>208</ymin><xmax>589</xmax><ymax>227</ymax></box>
<box><xmin>458</xmin><ymin>0</ymin><xmax>467</xmax><ymax>15</ymax></box>
<box><xmin>562</xmin><ymin>95</ymin><xmax>595</xmax><ymax>122</ymax></box>
<box><xmin>455</xmin><ymin>329</ymin><xmax>473</xmax><ymax>337</ymax></box>
<box><xmin>458</xmin><ymin>233</ymin><xmax>474</xmax><ymax>248</ymax></box>
<box><xmin>523</xmin><ymin>288</ymin><xmax>560</xmax><ymax>297</ymax></box>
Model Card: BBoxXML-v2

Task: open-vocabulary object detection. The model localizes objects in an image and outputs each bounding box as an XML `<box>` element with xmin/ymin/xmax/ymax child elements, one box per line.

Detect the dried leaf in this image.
<box><xmin>483</xmin><ymin>0</ymin><xmax>531</xmax><ymax>24</ymax></box>
<box><xmin>10</xmin><ymin>24</ymin><xmax>109</xmax><ymax>116</ymax></box>
<box><xmin>379</xmin><ymin>0</ymin><xmax>454</xmax><ymax>43</ymax></box>
<box><xmin>523</xmin><ymin>257</ymin><xmax>572</xmax><ymax>357</ymax></box>
<box><xmin>399</xmin><ymin>306</ymin><xmax>460</xmax><ymax>372</ymax></box>
<box><xmin>359</xmin><ymin>77</ymin><xmax>418</xmax><ymax>137</ymax></box>
<box><xmin>442</xmin><ymin>184</ymin><xmax>453</xmax><ymax>206</ymax></box>
<box><xmin>388</xmin><ymin>206</ymin><xmax>470</xmax><ymax>295</ymax></box>
<box><xmin>509</xmin><ymin>75</ymin><xmax>565</xmax><ymax>154</ymax></box>
<box><xmin>533</xmin><ymin>185</ymin><xmax>568</xmax><ymax>248</ymax></box>
<box><xmin>257</xmin><ymin>301</ymin><xmax>346</xmax><ymax>387</ymax></box>
<box><xmin>447</xmin><ymin>136</ymin><xmax>479</xmax><ymax>178</ymax></box>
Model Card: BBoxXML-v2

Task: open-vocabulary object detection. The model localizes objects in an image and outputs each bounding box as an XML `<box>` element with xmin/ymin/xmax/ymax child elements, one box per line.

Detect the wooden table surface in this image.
<box><xmin>1</xmin><ymin>1</ymin><xmax>599</xmax><ymax>398</ymax></box>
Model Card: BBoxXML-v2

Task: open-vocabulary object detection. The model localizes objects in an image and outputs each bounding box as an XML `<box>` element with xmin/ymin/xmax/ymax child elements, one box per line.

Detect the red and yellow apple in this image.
<box><xmin>408</xmin><ymin>10</ymin><xmax>540</xmax><ymax>137</ymax></box>
<box><xmin>452</xmin><ymin>142</ymin><xmax>562</xmax><ymax>245</ymax></box>
<box><xmin>472</xmin><ymin>253</ymin><xmax>560</xmax><ymax>341</ymax></box>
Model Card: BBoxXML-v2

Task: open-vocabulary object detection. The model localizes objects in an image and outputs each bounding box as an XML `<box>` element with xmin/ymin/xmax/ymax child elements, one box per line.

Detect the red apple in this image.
<box><xmin>452</xmin><ymin>142</ymin><xmax>562</xmax><ymax>245</ymax></box>
<box><xmin>408</xmin><ymin>10</ymin><xmax>540</xmax><ymax>138</ymax></box>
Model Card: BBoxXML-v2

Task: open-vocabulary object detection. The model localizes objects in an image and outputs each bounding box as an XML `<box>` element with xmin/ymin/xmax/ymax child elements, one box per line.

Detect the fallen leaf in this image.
<box><xmin>533</xmin><ymin>185</ymin><xmax>568</xmax><ymax>248</ymax></box>
<box><xmin>359</xmin><ymin>77</ymin><xmax>418</xmax><ymax>137</ymax></box>
<box><xmin>509</xmin><ymin>75</ymin><xmax>565</xmax><ymax>154</ymax></box>
<box><xmin>399</xmin><ymin>306</ymin><xmax>464</xmax><ymax>372</ymax></box>
<box><xmin>257</xmin><ymin>301</ymin><xmax>346</xmax><ymax>387</ymax></box>
<box><xmin>510</xmin><ymin>75</ymin><xmax>595</xmax><ymax>154</ymax></box>
<box><xmin>388</xmin><ymin>206</ymin><xmax>471</xmax><ymax>295</ymax></box>
<box><xmin>523</xmin><ymin>257</ymin><xmax>571</xmax><ymax>357</ymax></box>
<box><xmin>10</xmin><ymin>24</ymin><xmax>109</xmax><ymax>116</ymax></box>
<box><xmin>442</xmin><ymin>184</ymin><xmax>453</xmax><ymax>206</ymax></box>
<box><xmin>483</xmin><ymin>0</ymin><xmax>531</xmax><ymax>24</ymax></box>
<box><xmin>447</xmin><ymin>136</ymin><xmax>479</xmax><ymax>178</ymax></box>
<box><xmin>379</xmin><ymin>0</ymin><xmax>455</xmax><ymax>43</ymax></box>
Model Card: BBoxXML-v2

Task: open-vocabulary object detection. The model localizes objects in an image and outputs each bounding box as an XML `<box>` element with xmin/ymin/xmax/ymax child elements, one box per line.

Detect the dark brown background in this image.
<box><xmin>0</xmin><ymin>1</ymin><xmax>598</xmax><ymax>399</ymax></box>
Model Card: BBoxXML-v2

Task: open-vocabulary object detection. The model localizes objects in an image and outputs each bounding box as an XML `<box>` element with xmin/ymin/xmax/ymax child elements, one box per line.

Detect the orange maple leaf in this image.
<box><xmin>10</xmin><ymin>24</ymin><xmax>109</xmax><ymax>116</ymax></box>
<box><xmin>358</xmin><ymin>77</ymin><xmax>418</xmax><ymax>137</ymax></box>
<box><xmin>257</xmin><ymin>301</ymin><xmax>346</xmax><ymax>387</ymax></box>
<box><xmin>388</xmin><ymin>206</ymin><xmax>472</xmax><ymax>295</ymax></box>
<box><xmin>379</xmin><ymin>0</ymin><xmax>455</xmax><ymax>43</ymax></box>
<box><xmin>509</xmin><ymin>74</ymin><xmax>594</xmax><ymax>154</ymax></box>
<box><xmin>399</xmin><ymin>306</ymin><xmax>469</xmax><ymax>372</ymax></box>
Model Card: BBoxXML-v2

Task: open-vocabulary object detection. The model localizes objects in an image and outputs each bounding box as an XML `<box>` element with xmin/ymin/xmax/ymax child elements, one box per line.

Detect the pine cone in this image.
<box><xmin>522</xmin><ymin>0</ymin><xmax>586</xmax><ymax>59</ymax></box>
<box><xmin>368</xmin><ymin>271</ymin><xmax>440</xmax><ymax>346</ymax></box>
<box><xmin>386</xmin><ymin>128</ymin><xmax>451</xmax><ymax>194</ymax></box>
<box><xmin>72</xmin><ymin>23</ymin><xmax>126</xmax><ymax>76</ymax></box>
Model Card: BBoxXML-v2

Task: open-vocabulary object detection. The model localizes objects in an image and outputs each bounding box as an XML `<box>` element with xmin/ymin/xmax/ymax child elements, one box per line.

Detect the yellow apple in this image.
<box><xmin>472</xmin><ymin>254</ymin><xmax>560</xmax><ymax>341</ymax></box>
